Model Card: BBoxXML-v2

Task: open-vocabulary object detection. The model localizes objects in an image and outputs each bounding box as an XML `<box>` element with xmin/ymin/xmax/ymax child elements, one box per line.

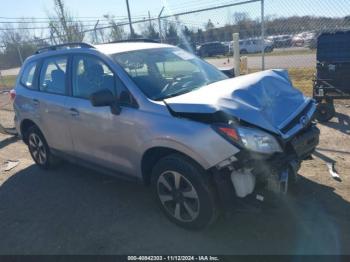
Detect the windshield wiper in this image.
<box><xmin>156</xmin><ymin>86</ymin><xmax>201</xmax><ymax>100</ymax></box>
<box><xmin>154</xmin><ymin>79</ymin><xmax>221</xmax><ymax>101</ymax></box>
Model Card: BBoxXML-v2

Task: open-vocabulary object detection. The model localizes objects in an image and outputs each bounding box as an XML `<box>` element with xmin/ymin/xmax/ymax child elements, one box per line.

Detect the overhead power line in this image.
<box><xmin>0</xmin><ymin>0</ymin><xmax>260</xmax><ymax>45</ymax></box>
<box><xmin>0</xmin><ymin>15</ymin><xmax>150</xmax><ymax>26</ymax></box>
<box><xmin>0</xmin><ymin>19</ymin><xmax>114</xmax><ymax>24</ymax></box>
<box><xmin>0</xmin><ymin>23</ymin><xmax>113</xmax><ymax>31</ymax></box>
<box><xmin>0</xmin><ymin>15</ymin><xmax>149</xmax><ymax>20</ymax></box>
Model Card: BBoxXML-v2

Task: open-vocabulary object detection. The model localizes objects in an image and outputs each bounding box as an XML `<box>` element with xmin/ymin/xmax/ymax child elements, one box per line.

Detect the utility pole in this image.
<box><xmin>94</xmin><ymin>20</ymin><xmax>100</xmax><ymax>44</ymax></box>
<box><xmin>148</xmin><ymin>11</ymin><xmax>152</xmax><ymax>28</ymax></box>
<box><xmin>232</xmin><ymin>33</ymin><xmax>240</xmax><ymax>76</ymax></box>
<box><xmin>261</xmin><ymin>0</ymin><xmax>265</xmax><ymax>70</ymax></box>
<box><xmin>16</xmin><ymin>45</ymin><xmax>23</xmax><ymax>65</ymax></box>
<box><xmin>125</xmin><ymin>0</ymin><xmax>135</xmax><ymax>38</ymax></box>
<box><xmin>158</xmin><ymin>7</ymin><xmax>165</xmax><ymax>42</ymax></box>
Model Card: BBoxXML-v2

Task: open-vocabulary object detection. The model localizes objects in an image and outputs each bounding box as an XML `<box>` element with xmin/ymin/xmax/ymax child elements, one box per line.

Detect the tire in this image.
<box><xmin>26</xmin><ymin>126</ymin><xmax>60</xmax><ymax>169</ymax></box>
<box><xmin>240</xmin><ymin>49</ymin><xmax>248</xmax><ymax>54</ymax></box>
<box><xmin>316</xmin><ymin>102</ymin><xmax>336</xmax><ymax>122</ymax></box>
<box><xmin>151</xmin><ymin>154</ymin><xmax>219</xmax><ymax>230</ymax></box>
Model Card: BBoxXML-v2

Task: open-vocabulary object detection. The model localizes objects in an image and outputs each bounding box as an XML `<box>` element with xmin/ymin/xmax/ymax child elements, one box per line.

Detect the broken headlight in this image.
<box><xmin>214</xmin><ymin>125</ymin><xmax>282</xmax><ymax>154</ymax></box>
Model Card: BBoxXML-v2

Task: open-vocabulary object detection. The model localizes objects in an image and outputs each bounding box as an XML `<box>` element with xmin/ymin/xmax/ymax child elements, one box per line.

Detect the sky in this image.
<box><xmin>1</xmin><ymin>0</ymin><xmax>349</xmax><ymax>20</ymax></box>
<box><xmin>0</xmin><ymin>0</ymin><xmax>349</xmax><ymax>32</ymax></box>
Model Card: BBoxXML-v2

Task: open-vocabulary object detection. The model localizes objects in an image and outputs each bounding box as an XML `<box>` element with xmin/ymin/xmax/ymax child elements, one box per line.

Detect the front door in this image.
<box><xmin>65</xmin><ymin>54</ymin><xmax>139</xmax><ymax>175</ymax></box>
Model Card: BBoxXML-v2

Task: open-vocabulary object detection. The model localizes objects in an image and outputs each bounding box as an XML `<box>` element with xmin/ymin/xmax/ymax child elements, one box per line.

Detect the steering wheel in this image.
<box><xmin>160</xmin><ymin>74</ymin><xmax>193</xmax><ymax>95</ymax></box>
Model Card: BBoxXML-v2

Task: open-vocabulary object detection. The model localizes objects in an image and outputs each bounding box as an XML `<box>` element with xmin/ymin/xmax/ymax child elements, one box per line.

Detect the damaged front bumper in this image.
<box><xmin>212</xmin><ymin>125</ymin><xmax>320</xmax><ymax>209</ymax></box>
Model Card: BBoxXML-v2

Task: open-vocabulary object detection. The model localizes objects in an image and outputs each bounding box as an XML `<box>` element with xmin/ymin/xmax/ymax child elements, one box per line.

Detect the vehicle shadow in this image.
<box><xmin>0</xmin><ymin>135</ymin><xmax>19</xmax><ymax>150</ymax></box>
<box><xmin>322</xmin><ymin>112</ymin><xmax>350</xmax><ymax>135</ymax></box>
<box><xmin>0</xmin><ymin>163</ymin><xmax>349</xmax><ymax>255</ymax></box>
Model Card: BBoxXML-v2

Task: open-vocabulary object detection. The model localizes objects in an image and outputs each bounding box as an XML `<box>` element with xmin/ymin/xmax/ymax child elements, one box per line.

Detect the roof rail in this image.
<box><xmin>35</xmin><ymin>42</ymin><xmax>95</xmax><ymax>54</ymax></box>
<box><xmin>108</xmin><ymin>38</ymin><xmax>160</xmax><ymax>44</ymax></box>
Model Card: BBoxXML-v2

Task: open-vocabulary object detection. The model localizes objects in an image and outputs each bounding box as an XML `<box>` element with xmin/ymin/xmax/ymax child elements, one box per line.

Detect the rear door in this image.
<box><xmin>16</xmin><ymin>61</ymin><xmax>41</xmax><ymax>122</ymax></box>
<box><xmin>36</xmin><ymin>55</ymin><xmax>73</xmax><ymax>152</ymax></box>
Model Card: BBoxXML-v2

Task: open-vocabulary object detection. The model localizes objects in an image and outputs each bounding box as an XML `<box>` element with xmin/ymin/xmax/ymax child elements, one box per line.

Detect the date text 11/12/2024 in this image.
<box><xmin>127</xmin><ymin>256</ymin><xmax>220</xmax><ymax>261</ymax></box>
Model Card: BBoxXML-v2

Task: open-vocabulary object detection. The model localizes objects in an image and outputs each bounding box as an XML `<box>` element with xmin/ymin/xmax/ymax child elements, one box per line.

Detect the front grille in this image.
<box><xmin>281</xmin><ymin>102</ymin><xmax>314</xmax><ymax>134</ymax></box>
<box><xmin>290</xmin><ymin>125</ymin><xmax>320</xmax><ymax>159</ymax></box>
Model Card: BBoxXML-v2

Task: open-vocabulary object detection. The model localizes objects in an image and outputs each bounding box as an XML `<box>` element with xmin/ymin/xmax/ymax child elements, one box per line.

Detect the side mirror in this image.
<box><xmin>90</xmin><ymin>89</ymin><xmax>121</xmax><ymax>115</ymax></box>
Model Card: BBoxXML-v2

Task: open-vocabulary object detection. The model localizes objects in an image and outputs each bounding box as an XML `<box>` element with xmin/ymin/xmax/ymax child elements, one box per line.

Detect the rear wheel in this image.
<box><xmin>151</xmin><ymin>154</ymin><xmax>219</xmax><ymax>230</ymax></box>
<box><xmin>316</xmin><ymin>101</ymin><xmax>336</xmax><ymax>122</ymax></box>
<box><xmin>27</xmin><ymin>126</ymin><xmax>60</xmax><ymax>169</ymax></box>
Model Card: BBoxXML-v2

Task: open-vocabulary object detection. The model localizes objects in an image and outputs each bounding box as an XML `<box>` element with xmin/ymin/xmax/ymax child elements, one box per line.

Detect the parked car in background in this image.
<box><xmin>304</xmin><ymin>32</ymin><xmax>320</xmax><ymax>49</ymax></box>
<box><xmin>222</xmin><ymin>41</ymin><xmax>232</xmax><ymax>54</ymax></box>
<box><xmin>271</xmin><ymin>35</ymin><xmax>293</xmax><ymax>48</ymax></box>
<box><xmin>196</xmin><ymin>42</ymin><xmax>229</xmax><ymax>57</ymax></box>
<box><xmin>304</xmin><ymin>36</ymin><xmax>317</xmax><ymax>49</ymax></box>
<box><xmin>238</xmin><ymin>38</ymin><xmax>274</xmax><ymax>54</ymax></box>
<box><xmin>13</xmin><ymin>40</ymin><xmax>319</xmax><ymax>229</ymax></box>
<box><xmin>292</xmin><ymin>33</ymin><xmax>305</xmax><ymax>47</ymax></box>
<box><xmin>177</xmin><ymin>42</ymin><xmax>196</xmax><ymax>54</ymax></box>
<box><xmin>292</xmin><ymin>31</ymin><xmax>316</xmax><ymax>47</ymax></box>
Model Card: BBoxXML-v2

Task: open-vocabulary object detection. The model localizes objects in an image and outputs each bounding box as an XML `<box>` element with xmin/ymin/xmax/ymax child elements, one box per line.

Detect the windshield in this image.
<box><xmin>111</xmin><ymin>48</ymin><xmax>227</xmax><ymax>100</ymax></box>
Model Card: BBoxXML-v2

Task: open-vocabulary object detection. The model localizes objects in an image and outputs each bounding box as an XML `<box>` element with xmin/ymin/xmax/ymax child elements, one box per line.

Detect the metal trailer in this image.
<box><xmin>313</xmin><ymin>30</ymin><xmax>350</xmax><ymax>122</ymax></box>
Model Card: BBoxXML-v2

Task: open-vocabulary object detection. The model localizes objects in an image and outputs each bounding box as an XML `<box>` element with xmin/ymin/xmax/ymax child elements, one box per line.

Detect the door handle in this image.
<box><xmin>69</xmin><ymin>108</ymin><xmax>80</xmax><ymax>117</ymax></box>
<box><xmin>32</xmin><ymin>99</ymin><xmax>40</xmax><ymax>106</ymax></box>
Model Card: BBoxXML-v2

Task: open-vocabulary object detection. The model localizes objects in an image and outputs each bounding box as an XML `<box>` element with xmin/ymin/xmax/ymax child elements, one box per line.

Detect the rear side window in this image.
<box><xmin>20</xmin><ymin>61</ymin><xmax>37</xmax><ymax>89</ymax></box>
<box><xmin>39</xmin><ymin>56</ymin><xmax>68</xmax><ymax>95</ymax></box>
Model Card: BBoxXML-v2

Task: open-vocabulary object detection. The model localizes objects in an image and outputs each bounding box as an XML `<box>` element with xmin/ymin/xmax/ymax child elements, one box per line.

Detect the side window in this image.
<box><xmin>116</xmin><ymin>77</ymin><xmax>137</xmax><ymax>107</ymax></box>
<box><xmin>21</xmin><ymin>61</ymin><xmax>37</xmax><ymax>89</ymax></box>
<box><xmin>39</xmin><ymin>56</ymin><xmax>68</xmax><ymax>95</ymax></box>
<box><xmin>72</xmin><ymin>55</ymin><xmax>116</xmax><ymax>99</ymax></box>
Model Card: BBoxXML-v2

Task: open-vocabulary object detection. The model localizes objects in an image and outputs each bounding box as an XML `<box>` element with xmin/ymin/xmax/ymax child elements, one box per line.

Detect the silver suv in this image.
<box><xmin>13</xmin><ymin>40</ymin><xmax>319</xmax><ymax>229</ymax></box>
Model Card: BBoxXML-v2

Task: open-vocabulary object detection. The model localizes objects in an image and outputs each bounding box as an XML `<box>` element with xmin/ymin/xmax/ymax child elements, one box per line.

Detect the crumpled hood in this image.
<box><xmin>165</xmin><ymin>69</ymin><xmax>312</xmax><ymax>134</ymax></box>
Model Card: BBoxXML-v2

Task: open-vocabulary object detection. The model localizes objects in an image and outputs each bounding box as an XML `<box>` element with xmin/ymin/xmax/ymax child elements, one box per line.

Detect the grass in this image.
<box><xmin>245</xmin><ymin>48</ymin><xmax>315</xmax><ymax>58</ymax></box>
<box><xmin>0</xmin><ymin>75</ymin><xmax>17</xmax><ymax>90</ymax></box>
<box><xmin>248</xmin><ymin>67</ymin><xmax>315</xmax><ymax>96</ymax></box>
<box><xmin>288</xmin><ymin>67</ymin><xmax>315</xmax><ymax>96</ymax></box>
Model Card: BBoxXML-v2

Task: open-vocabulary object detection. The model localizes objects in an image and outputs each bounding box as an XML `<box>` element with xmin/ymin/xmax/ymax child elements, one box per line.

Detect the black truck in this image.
<box><xmin>314</xmin><ymin>31</ymin><xmax>350</xmax><ymax>122</ymax></box>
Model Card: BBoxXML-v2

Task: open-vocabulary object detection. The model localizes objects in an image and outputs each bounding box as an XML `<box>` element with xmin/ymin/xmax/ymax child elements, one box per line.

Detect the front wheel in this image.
<box><xmin>151</xmin><ymin>154</ymin><xmax>219</xmax><ymax>230</ymax></box>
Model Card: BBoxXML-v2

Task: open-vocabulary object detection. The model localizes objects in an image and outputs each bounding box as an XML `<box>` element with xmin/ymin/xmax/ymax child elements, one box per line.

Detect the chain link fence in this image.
<box><xmin>0</xmin><ymin>88</ymin><xmax>16</xmax><ymax>134</ymax></box>
<box><xmin>1</xmin><ymin>0</ymin><xmax>350</xmax><ymax>133</ymax></box>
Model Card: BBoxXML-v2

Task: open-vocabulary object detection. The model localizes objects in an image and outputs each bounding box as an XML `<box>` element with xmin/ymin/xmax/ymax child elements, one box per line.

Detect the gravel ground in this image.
<box><xmin>0</xmin><ymin>103</ymin><xmax>349</xmax><ymax>255</ymax></box>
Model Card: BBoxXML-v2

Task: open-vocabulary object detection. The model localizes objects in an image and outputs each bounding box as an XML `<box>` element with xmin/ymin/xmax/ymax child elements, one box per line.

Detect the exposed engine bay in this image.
<box><xmin>164</xmin><ymin>70</ymin><xmax>320</xmax><ymax>201</ymax></box>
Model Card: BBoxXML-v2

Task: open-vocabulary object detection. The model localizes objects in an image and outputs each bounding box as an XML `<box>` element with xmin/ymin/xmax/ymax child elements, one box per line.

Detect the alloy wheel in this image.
<box><xmin>157</xmin><ymin>171</ymin><xmax>200</xmax><ymax>222</ymax></box>
<box><xmin>28</xmin><ymin>133</ymin><xmax>47</xmax><ymax>165</ymax></box>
